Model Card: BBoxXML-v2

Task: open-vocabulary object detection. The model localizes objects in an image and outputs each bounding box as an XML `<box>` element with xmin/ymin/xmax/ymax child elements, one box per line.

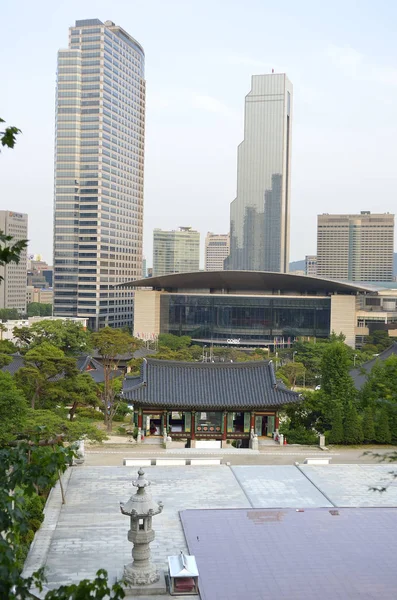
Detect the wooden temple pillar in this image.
<box><xmin>137</xmin><ymin>408</ymin><xmax>143</xmax><ymax>429</ymax></box>
<box><xmin>191</xmin><ymin>411</ymin><xmax>195</xmax><ymax>440</ymax></box>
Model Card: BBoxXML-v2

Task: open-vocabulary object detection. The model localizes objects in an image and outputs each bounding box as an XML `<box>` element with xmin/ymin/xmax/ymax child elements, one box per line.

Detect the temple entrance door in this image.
<box><xmin>255</xmin><ymin>416</ymin><xmax>268</xmax><ymax>437</ymax></box>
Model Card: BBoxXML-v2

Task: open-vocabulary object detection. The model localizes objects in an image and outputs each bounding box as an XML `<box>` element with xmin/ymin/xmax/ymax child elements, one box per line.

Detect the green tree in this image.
<box><xmin>0</xmin><ymin>307</ymin><xmax>20</xmax><ymax>320</ymax></box>
<box><xmin>92</xmin><ymin>327</ymin><xmax>140</xmax><ymax>432</ymax></box>
<box><xmin>278</xmin><ymin>362</ymin><xmax>306</xmax><ymax>388</ymax></box>
<box><xmin>0</xmin><ymin>371</ymin><xmax>28</xmax><ymax>443</ymax></box>
<box><xmin>0</xmin><ymin>116</ymin><xmax>21</xmax><ymax>150</ymax></box>
<box><xmin>27</xmin><ymin>302</ymin><xmax>53</xmax><ymax>317</ymax></box>
<box><xmin>362</xmin><ymin>406</ymin><xmax>376</xmax><ymax>443</ymax></box>
<box><xmin>376</xmin><ymin>409</ymin><xmax>392</xmax><ymax>444</ymax></box>
<box><xmin>158</xmin><ymin>333</ymin><xmax>191</xmax><ymax>351</ymax></box>
<box><xmin>320</xmin><ymin>342</ymin><xmax>356</xmax><ymax>427</ymax></box>
<box><xmin>328</xmin><ymin>403</ymin><xmax>344</xmax><ymax>444</ymax></box>
<box><xmin>15</xmin><ymin>342</ymin><xmax>78</xmax><ymax>409</ymax></box>
<box><xmin>27</xmin><ymin>319</ymin><xmax>91</xmax><ymax>355</ymax></box>
<box><xmin>344</xmin><ymin>403</ymin><xmax>363</xmax><ymax>444</ymax></box>
<box><xmin>60</xmin><ymin>372</ymin><xmax>99</xmax><ymax>421</ymax></box>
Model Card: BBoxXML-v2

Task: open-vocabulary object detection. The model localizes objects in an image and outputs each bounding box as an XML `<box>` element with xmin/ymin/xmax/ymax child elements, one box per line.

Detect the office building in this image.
<box><xmin>153</xmin><ymin>227</ymin><xmax>200</xmax><ymax>277</ymax></box>
<box><xmin>305</xmin><ymin>255</ymin><xmax>317</xmax><ymax>277</ymax></box>
<box><xmin>205</xmin><ymin>232</ymin><xmax>230</xmax><ymax>271</ymax></box>
<box><xmin>226</xmin><ymin>74</ymin><xmax>293</xmax><ymax>272</ymax></box>
<box><xmin>317</xmin><ymin>212</ymin><xmax>394</xmax><ymax>282</ymax></box>
<box><xmin>27</xmin><ymin>286</ymin><xmax>54</xmax><ymax>306</ymax></box>
<box><xmin>0</xmin><ymin>210</ymin><xmax>28</xmax><ymax>313</ymax></box>
<box><xmin>53</xmin><ymin>19</ymin><xmax>146</xmax><ymax>329</ymax></box>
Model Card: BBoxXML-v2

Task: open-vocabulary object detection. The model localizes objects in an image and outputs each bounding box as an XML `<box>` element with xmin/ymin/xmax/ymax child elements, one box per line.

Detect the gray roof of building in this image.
<box><xmin>117</xmin><ymin>270</ymin><xmax>376</xmax><ymax>295</ymax></box>
<box><xmin>123</xmin><ymin>358</ymin><xmax>300</xmax><ymax>409</ymax></box>
<box><xmin>350</xmin><ymin>342</ymin><xmax>397</xmax><ymax>390</ymax></box>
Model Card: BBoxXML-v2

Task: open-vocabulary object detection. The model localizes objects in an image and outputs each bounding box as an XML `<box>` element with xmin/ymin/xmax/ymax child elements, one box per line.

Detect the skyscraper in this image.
<box><xmin>226</xmin><ymin>74</ymin><xmax>293</xmax><ymax>272</ymax></box>
<box><xmin>53</xmin><ymin>19</ymin><xmax>145</xmax><ymax>329</ymax></box>
<box><xmin>0</xmin><ymin>210</ymin><xmax>28</xmax><ymax>313</ymax></box>
<box><xmin>317</xmin><ymin>212</ymin><xmax>394</xmax><ymax>282</ymax></box>
<box><xmin>305</xmin><ymin>255</ymin><xmax>317</xmax><ymax>277</ymax></box>
<box><xmin>153</xmin><ymin>227</ymin><xmax>200</xmax><ymax>276</ymax></box>
<box><xmin>205</xmin><ymin>232</ymin><xmax>230</xmax><ymax>271</ymax></box>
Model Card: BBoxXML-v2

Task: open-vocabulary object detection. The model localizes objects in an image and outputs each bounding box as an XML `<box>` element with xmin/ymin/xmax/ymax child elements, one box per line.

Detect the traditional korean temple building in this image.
<box><xmin>123</xmin><ymin>358</ymin><xmax>300</xmax><ymax>445</ymax></box>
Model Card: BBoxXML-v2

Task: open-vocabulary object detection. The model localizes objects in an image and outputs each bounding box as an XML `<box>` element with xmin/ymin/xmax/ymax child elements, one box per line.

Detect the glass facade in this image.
<box><xmin>160</xmin><ymin>294</ymin><xmax>330</xmax><ymax>343</ymax></box>
<box><xmin>54</xmin><ymin>19</ymin><xmax>145</xmax><ymax>329</ymax></box>
<box><xmin>226</xmin><ymin>74</ymin><xmax>292</xmax><ymax>273</ymax></box>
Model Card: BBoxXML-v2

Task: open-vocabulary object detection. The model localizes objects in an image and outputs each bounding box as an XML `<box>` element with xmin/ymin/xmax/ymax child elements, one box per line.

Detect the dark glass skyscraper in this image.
<box><xmin>53</xmin><ymin>19</ymin><xmax>145</xmax><ymax>329</ymax></box>
<box><xmin>226</xmin><ymin>74</ymin><xmax>292</xmax><ymax>272</ymax></box>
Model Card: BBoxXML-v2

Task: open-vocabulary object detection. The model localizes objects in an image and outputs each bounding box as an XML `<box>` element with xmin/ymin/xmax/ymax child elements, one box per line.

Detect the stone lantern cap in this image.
<box><xmin>120</xmin><ymin>468</ymin><xmax>163</xmax><ymax>518</ymax></box>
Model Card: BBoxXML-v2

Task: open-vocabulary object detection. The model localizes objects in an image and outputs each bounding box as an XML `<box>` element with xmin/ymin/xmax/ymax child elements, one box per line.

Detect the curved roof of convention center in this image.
<box><xmin>118</xmin><ymin>271</ymin><xmax>377</xmax><ymax>294</ymax></box>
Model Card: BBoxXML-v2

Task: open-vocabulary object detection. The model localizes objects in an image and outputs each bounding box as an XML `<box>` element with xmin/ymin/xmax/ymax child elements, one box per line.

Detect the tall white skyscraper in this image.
<box><xmin>0</xmin><ymin>210</ymin><xmax>28</xmax><ymax>313</ymax></box>
<box><xmin>226</xmin><ymin>74</ymin><xmax>293</xmax><ymax>272</ymax></box>
<box><xmin>53</xmin><ymin>19</ymin><xmax>145</xmax><ymax>329</ymax></box>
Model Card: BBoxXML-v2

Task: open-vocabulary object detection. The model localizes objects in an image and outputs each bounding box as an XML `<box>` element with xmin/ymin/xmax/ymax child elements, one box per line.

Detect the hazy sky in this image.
<box><xmin>1</xmin><ymin>0</ymin><xmax>397</xmax><ymax>266</ymax></box>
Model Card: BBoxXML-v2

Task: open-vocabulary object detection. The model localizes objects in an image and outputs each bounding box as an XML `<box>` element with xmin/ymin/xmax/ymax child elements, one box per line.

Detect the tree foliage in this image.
<box><xmin>344</xmin><ymin>403</ymin><xmax>363</xmax><ymax>444</ymax></box>
<box><xmin>27</xmin><ymin>302</ymin><xmax>53</xmax><ymax>317</ymax></box>
<box><xmin>19</xmin><ymin>319</ymin><xmax>91</xmax><ymax>355</ymax></box>
<box><xmin>0</xmin><ymin>371</ymin><xmax>28</xmax><ymax>443</ymax></box>
<box><xmin>158</xmin><ymin>333</ymin><xmax>191</xmax><ymax>350</ymax></box>
<box><xmin>92</xmin><ymin>327</ymin><xmax>140</xmax><ymax>431</ymax></box>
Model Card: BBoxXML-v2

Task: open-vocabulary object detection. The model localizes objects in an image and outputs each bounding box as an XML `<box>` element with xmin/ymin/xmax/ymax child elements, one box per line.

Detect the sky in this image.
<box><xmin>1</xmin><ymin>0</ymin><xmax>397</xmax><ymax>267</ymax></box>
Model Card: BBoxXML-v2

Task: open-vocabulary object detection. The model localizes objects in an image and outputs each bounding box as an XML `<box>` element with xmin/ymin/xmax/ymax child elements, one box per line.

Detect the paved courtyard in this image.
<box><xmin>24</xmin><ymin>463</ymin><xmax>397</xmax><ymax>598</ymax></box>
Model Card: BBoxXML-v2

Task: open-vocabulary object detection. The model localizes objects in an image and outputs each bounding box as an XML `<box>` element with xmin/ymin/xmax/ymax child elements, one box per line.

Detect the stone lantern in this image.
<box><xmin>120</xmin><ymin>468</ymin><xmax>163</xmax><ymax>586</ymax></box>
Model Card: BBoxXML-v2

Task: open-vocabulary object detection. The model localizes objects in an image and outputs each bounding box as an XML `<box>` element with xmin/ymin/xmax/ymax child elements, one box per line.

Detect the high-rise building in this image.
<box><xmin>53</xmin><ymin>19</ymin><xmax>145</xmax><ymax>329</ymax></box>
<box><xmin>205</xmin><ymin>232</ymin><xmax>230</xmax><ymax>271</ymax></box>
<box><xmin>317</xmin><ymin>212</ymin><xmax>394</xmax><ymax>282</ymax></box>
<box><xmin>0</xmin><ymin>210</ymin><xmax>28</xmax><ymax>313</ymax></box>
<box><xmin>226</xmin><ymin>73</ymin><xmax>293</xmax><ymax>272</ymax></box>
<box><xmin>153</xmin><ymin>227</ymin><xmax>200</xmax><ymax>276</ymax></box>
<box><xmin>305</xmin><ymin>255</ymin><xmax>317</xmax><ymax>277</ymax></box>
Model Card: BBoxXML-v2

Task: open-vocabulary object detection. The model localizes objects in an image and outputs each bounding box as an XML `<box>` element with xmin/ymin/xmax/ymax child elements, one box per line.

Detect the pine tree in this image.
<box><xmin>344</xmin><ymin>403</ymin><xmax>363</xmax><ymax>444</ymax></box>
<box><xmin>376</xmin><ymin>409</ymin><xmax>392</xmax><ymax>444</ymax></box>
<box><xmin>320</xmin><ymin>342</ymin><xmax>356</xmax><ymax>427</ymax></box>
<box><xmin>328</xmin><ymin>404</ymin><xmax>344</xmax><ymax>444</ymax></box>
<box><xmin>362</xmin><ymin>406</ymin><xmax>375</xmax><ymax>443</ymax></box>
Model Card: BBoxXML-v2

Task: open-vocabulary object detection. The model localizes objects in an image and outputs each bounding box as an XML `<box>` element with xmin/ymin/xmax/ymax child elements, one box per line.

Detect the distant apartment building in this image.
<box><xmin>0</xmin><ymin>210</ymin><xmax>28</xmax><ymax>313</ymax></box>
<box><xmin>305</xmin><ymin>255</ymin><xmax>317</xmax><ymax>277</ymax></box>
<box><xmin>317</xmin><ymin>212</ymin><xmax>394</xmax><ymax>282</ymax></box>
<box><xmin>205</xmin><ymin>232</ymin><xmax>230</xmax><ymax>271</ymax></box>
<box><xmin>153</xmin><ymin>227</ymin><xmax>200</xmax><ymax>276</ymax></box>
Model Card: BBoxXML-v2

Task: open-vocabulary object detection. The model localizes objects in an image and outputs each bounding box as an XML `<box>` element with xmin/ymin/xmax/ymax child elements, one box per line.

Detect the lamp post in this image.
<box><xmin>202</xmin><ymin>345</ymin><xmax>207</xmax><ymax>363</ymax></box>
<box><xmin>354</xmin><ymin>354</ymin><xmax>358</xmax><ymax>367</ymax></box>
<box><xmin>292</xmin><ymin>351</ymin><xmax>297</xmax><ymax>362</ymax></box>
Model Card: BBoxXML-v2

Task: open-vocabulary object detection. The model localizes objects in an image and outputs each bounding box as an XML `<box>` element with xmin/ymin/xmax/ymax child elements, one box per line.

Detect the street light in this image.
<box><xmin>292</xmin><ymin>351</ymin><xmax>297</xmax><ymax>362</ymax></box>
<box><xmin>202</xmin><ymin>345</ymin><xmax>207</xmax><ymax>362</ymax></box>
<box><xmin>353</xmin><ymin>354</ymin><xmax>358</xmax><ymax>367</ymax></box>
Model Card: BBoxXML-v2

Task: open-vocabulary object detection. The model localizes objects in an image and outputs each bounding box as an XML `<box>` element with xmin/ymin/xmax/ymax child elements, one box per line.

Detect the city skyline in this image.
<box><xmin>53</xmin><ymin>19</ymin><xmax>145</xmax><ymax>329</ymax></box>
<box><xmin>2</xmin><ymin>1</ymin><xmax>397</xmax><ymax>267</ymax></box>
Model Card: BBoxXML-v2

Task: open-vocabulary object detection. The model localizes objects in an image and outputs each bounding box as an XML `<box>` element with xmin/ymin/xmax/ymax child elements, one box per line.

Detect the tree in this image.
<box><xmin>320</xmin><ymin>342</ymin><xmax>356</xmax><ymax>427</ymax></box>
<box><xmin>15</xmin><ymin>342</ymin><xmax>78</xmax><ymax>409</ymax></box>
<box><xmin>0</xmin><ymin>371</ymin><xmax>28</xmax><ymax>443</ymax></box>
<box><xmin>278</xmin><ymin>362</ymin><xmax>306</xmax><ymax>388</ymax></box>
<box><xmin>0</xmin><ymin>322</ymin><xmax>6</xmax><ymax>340</ymax></box>
<box><xmin>362</xmin><ymin>406</ymin><xmax>376</xmax><ymax>443</ymax></box>
<box><xmin>0</xmin><ymin>117</ymin><xmax>21</xmax><ymax>150</ymax></box>
<box><xmin>158</xmin><ymin>333</ymin><xmax>191</xmax><ymax>351</ymax></box>
<box><xmin>27</xmin><ymin>302</ymin><xmax>52</xmax><ymax>317</ymax></box>
<box><xmin>0</xmin><ymin>307</ymin><xmax>20</xmax><ymax>320</ymax></box>
<box><xmin>328</xmin><ymin>404</ymin><xmax>344</xmax><ymax>444</ymax></box>
<box><xmin>0</xmin><ymin>233</ymin><xmax>28</xmax><ymax>285</ymax></box>
<box><xmin>344</xmin><ymin>403</ymin><xmax>363</xmax><ymax>444</ymax></box>
<box><xmin>60</xmin><ymin>372</ymin><xmax>99</xmax><ymax>421</ymax></box>
<box><xmin>92</xmin><ymin>327</ymin><xmax>140</xmax><ymax>432</ymax></box>
<box><xmin>27</xmin><ymin>319</ymin><xmax>91</xmax><ymax>355</ymax></box>
<box><xmin>376</xmin><ymin>409</ymin><xmax>392</xmax><ymax>444</ymax></box>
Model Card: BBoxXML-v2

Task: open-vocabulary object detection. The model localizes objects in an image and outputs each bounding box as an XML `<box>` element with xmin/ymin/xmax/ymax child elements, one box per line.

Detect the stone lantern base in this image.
<box><xmin>123</xmin><ymin>562</ymin><xmax>159</xmax><ymax>586</ymax></box>
<box><xmin>123</xmin><ymin>568</ymin><xmax>167</xmax><ymax>596</ymax></box>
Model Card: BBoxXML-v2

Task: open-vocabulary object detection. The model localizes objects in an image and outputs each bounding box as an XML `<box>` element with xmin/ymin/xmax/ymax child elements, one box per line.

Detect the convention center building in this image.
<box><xmin>120</xmin><ymin>271</ymin><xmax>397</xmax><ymax>349</ymax></box>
